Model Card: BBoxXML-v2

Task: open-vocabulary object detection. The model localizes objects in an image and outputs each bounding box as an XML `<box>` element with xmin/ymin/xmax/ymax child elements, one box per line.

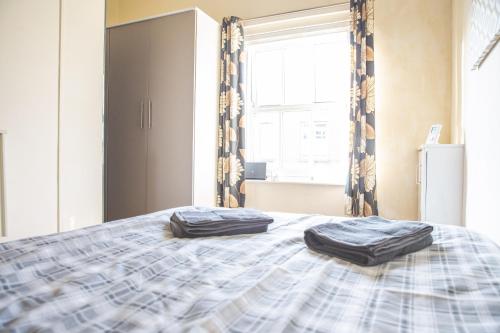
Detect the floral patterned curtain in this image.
<box><xmin>345</xmin><ymin>0</ymin><xmax>378</xmax><ymax>217</ymax></box>
<box><xmin>217</xmin><ymin>17</ymin><xmax>246</xmax><ymax>208</ymax></box>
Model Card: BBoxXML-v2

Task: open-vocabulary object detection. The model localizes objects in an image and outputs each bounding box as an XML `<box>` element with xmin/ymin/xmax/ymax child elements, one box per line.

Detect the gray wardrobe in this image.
<box><xmin>105</xmin><ymin>8</ymin><xmax>219</xmax><ymax>221</ymax></box>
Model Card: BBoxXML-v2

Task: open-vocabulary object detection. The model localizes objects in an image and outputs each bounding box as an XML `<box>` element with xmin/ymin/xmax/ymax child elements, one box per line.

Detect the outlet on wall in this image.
<box><xmin>69</xmin><ymin>216</ymin><xmax>76</xmax><ymax>231</ymax></box>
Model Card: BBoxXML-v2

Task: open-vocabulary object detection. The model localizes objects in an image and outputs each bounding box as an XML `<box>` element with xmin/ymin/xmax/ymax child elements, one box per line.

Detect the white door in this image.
<box><xmin>0</xmin><ymin>0</ymin><xmax>60</xmax><ymax>239</ymax></box>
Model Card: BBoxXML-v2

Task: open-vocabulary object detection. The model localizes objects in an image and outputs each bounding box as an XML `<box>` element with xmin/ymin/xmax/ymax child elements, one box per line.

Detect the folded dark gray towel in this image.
<box><xmin>304</xmin><ymin>216</ymin><xmax>434</xmax><ymax>266</ymax></box>
<box><xmin>170</xmin><ymin>208</ymin><xmax>274</xmax><ymax>238</ymax></box>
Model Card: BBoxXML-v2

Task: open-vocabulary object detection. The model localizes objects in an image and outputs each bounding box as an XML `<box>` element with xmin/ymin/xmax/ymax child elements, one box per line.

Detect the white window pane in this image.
<box><xmin>314</xmin><ymin>43</ymin><xmax>336</xmax><ymax>102</ymax></box>
<box><xmin>311</xmin><ymin>121</ymin><xmax>330</xmax><ymax>160</ymax></box>
<box><xmin>310</xmin><ymin>106</ymin><xmax>348</xmax><ymax>184</ymax></box>
<box><xmin>251</xmin><ymin>112</ymin><xmax>280</xmax><ymax>163</ymax></box>
<box><xmin>280</xmin><ymin>111</ymin><xmax>311</xmax><ymax>180</ymax></box>
<box><xmin>258</xmin><ymin>123</ymin><xmax>276</xmax><ymax>159</ymax></box>
<box><xmin>284</xmin><ymin>47</ymin><xmax>314</xmax><ymax>105</ymax></box>
<box><xmin>314</xmin><ymin>33</ymin><xmax>350</xmax><ymax>103</ymax></box>
<box><xmin>255</xmin><ymin>50</ymin><xmax>283</xmax><ymax>106</ymax></box>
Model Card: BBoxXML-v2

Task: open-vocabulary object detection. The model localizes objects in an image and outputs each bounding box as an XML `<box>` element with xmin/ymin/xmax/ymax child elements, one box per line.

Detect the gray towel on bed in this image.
<box><xmin>170</xmin><ymin>208</ymin><xmax>274</xmax><ymax>238</ymax></box>
<box><xmin>304</xmin><ymin>216</ymin><xmax>434</xmax><ymax>266</ymax></box>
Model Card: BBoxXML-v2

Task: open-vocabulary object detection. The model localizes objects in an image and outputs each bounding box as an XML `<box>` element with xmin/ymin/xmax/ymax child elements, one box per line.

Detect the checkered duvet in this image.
<box><xmin>1</xmin><ymin>208</ymin><xmax>499</xmax><ymax>332</ymax></box>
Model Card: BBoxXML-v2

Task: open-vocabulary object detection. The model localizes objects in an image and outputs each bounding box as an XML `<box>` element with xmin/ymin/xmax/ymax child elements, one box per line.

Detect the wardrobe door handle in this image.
<box><xmin>148</xmin><ymin>99</ymin><xmax>152</xmax><ymax>129</ymax></box>
<box><xmin>140</xmin><ymin>101</ymin><xmax>144</xmax><ymax>129</ymax></box>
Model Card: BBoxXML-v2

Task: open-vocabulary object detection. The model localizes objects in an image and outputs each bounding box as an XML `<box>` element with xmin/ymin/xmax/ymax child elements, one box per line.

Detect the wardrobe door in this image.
<box><xmin>106</xmin><ymin>22</ymin><xmax>150</xmax><ymax>221</ymax></box>
<box><xmin>146</xmin><ymin>12</ymin><xmax>196</xmax><ymax>212</ymax></box>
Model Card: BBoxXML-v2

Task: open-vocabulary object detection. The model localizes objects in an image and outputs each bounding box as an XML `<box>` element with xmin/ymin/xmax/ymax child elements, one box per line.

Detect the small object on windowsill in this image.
<box><xmin>245</xmin><ymin>162</ymin><xmax>267</xmax><ymax>180</ymax></box>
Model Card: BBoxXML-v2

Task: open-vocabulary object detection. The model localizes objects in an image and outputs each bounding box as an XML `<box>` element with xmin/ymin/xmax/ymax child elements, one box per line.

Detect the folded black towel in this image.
<box><xmin>170</xmin><ymin>208</ymin><xmax>274</xmax><ymax>238</ymax></box>
<box><xmin>304</xmin><ymin>216</ymin><xmax>434</xmax><ymax>266</ymax></box>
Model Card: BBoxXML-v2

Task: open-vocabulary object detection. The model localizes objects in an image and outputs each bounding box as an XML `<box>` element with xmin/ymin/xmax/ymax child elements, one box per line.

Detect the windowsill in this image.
<box><xmin>245</xmin><ymin>179</ymin><xmax>344</xmax><ymax>187</ymax></box>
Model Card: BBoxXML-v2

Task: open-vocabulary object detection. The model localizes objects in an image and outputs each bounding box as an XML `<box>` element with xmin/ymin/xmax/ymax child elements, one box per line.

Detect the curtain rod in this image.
<box><xmin>242</xmin><ymin>2</ymin><xmax>349</xmax><ymax>24</ymax></box>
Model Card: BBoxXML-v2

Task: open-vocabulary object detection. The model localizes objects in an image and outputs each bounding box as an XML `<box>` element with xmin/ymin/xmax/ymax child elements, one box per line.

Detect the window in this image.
<box><xmin>245</xmin><ymin>29</ymin><xmax>350</xmax><ymax>184</ymax></box>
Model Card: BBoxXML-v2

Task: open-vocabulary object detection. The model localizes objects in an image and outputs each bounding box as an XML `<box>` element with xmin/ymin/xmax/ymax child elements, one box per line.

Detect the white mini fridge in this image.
<box><xmin>418</xmin><ymin>144</ymin><xmax>464</xmax><ymax>226</ymax></box>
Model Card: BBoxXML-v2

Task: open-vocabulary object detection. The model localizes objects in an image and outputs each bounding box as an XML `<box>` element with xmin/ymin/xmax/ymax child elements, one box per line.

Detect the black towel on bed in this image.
<box><xmin>304</xmin><ymin>216</ymin><xmax>434</xmax><ymax>266</ymax></box>
<box><xmin>170</xmin><ymin>208</ymin><xmax>274</xmax><ymax>238</ymax></box>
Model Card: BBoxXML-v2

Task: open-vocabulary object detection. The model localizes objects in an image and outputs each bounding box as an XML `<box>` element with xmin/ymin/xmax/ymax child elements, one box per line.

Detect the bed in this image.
<box><xmin>1</xmin><ymin>208</ymin><xmax>499</xmax><ymax>332</ymax></box>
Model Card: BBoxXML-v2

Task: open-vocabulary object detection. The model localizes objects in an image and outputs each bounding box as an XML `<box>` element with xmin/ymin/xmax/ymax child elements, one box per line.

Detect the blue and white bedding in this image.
<box><xmin>1</xmin><ymin>208</ymin><xmax>499</xmax><ymax>332</ymax></box>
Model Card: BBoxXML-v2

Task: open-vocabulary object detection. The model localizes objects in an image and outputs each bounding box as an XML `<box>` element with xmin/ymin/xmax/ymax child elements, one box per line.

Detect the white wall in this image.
<box><xmin>0</xmin><ymin>133</ymin><xmax>7</xmax><ymax>235</ymax></box>
<box><xmin>59</xmin><ymin>0</ymin><xmax>105</xmax><ymax>231</ymax></box>
<box><xmin>452</xmin><ymin>0</ymin><xmax>500</xmax><ymax>244</ymax></box>
<box><xmin>463</xmin><ymin>46</ymin><xmax>500</xmax><ymax>244</ymax></box>
<box><xmin>193</xmin><ymin>9</ymin><xmax>219</xmax><ymax>207</ymax></box>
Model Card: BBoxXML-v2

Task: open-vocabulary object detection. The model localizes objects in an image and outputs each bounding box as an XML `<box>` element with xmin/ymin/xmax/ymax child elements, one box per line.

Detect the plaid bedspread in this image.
<box><xmin>1</xmin><ymin>208</ymin><xmax>499</xmax><ymax>333</ymax></box>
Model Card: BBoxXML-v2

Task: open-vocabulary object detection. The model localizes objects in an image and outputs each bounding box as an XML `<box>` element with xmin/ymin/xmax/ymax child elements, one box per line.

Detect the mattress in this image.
<box><xmin>1</xmin><ymin>208</ymin><xmax>499</xmax><ymax>332</ymax></box>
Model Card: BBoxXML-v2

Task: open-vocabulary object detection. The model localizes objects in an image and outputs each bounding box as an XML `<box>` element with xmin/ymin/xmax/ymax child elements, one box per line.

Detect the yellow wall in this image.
<box><xmin>107</xmin><ymin>0</ymin><xmax>350</xmax><ymax>26</ymax></box>
<box><xmin>106</xmin><ymin>0</ymin><xmax>451</xmax><ymax>220</ymax></box>
<box><xmin>375</xmin><ymin>0</ymin><xmax>451</xmax><ymax>219</ymax></box>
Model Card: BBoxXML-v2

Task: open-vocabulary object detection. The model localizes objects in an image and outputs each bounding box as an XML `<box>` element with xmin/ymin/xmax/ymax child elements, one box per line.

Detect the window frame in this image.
<box><xmin>243</xmin><ymin>6</ymin><xmax>350</xmax><ymax>186</ymax></box>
